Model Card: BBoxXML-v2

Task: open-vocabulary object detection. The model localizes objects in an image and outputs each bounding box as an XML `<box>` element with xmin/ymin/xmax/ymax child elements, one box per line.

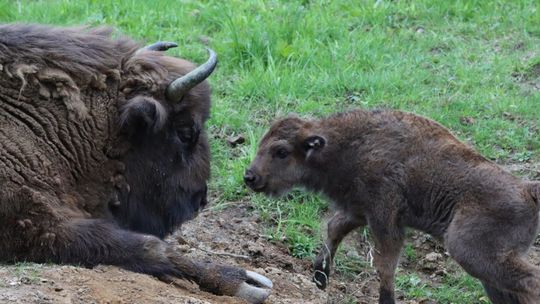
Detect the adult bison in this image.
<box><xmin>0</xmin><ymin>24</ymin><xmax>271</xmax><ymax>303</ymax></box>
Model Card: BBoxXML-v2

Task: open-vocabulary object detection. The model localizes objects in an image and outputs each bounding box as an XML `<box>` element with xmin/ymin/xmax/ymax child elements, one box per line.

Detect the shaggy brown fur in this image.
<box><xmin>0</xmin><ymin>24</ymin><xmax>269</xmax><ymax>303</ymax></box>
<box><xmin>245</xmin><ymin>109</ymin><xmax>540</xmax><ymax>304</ymax></box>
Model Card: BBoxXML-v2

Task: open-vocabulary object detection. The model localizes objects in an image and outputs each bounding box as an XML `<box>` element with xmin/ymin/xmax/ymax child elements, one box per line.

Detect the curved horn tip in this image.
<box><xmin>205</xmin><ymin>47</ymin><xmax>217</xmax><ymax>58</ymax></box>
<box><xmin>165</xmin><ymin>46</ymin><xmax>219</xmax><ymax>102</ymax></box>
<box><xmin>138</xmin><ymin>41</ymin><xmax>178</xmax><ymax>53</ymax></box>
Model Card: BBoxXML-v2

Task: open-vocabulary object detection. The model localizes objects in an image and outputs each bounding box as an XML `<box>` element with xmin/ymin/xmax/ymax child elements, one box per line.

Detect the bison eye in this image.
<box><xmin>275</xmin><ymin>148</ymin><xmax>289</xmax><ymax>159</ymax></box>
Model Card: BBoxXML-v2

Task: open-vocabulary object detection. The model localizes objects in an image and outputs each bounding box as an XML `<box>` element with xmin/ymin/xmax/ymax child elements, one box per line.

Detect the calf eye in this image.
<box><xmin>275</xmin><ymin>148</ymin><xmax>289</xmax><ymax>159</ymax></box>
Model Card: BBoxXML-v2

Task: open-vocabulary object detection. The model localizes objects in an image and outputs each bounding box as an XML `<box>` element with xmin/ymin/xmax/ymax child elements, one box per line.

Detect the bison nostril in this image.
<box><xmin>244</xmin><ymin>170</ymin><xmax>257</xmax><ymax>184</ymax></box>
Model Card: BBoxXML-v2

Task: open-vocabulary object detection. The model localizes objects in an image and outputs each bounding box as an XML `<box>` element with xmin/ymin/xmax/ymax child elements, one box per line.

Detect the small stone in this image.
<box><xmin>54</xmin><ymin>287</ymin><xmax>63</xmax><ymax>292</ymax></box>
<box><xmin>20</xmin><ymin>277</ymin><xmax>31</xmax><ymax>284</ymax></box>
<box><xmin>176</xmin><ymin>235</ymin><xmax>189</xmax><ymax>245</ymax></box>
<box><xmin>177</xmin><ymin>244</ymin><xmax>191</xmax><ymax>252</ymax></box>
<box><xmin>425</xmin><ymin>252</ymin><xmax>442</xmax><ymax>262</ymax></box>
<box><xmin>247</xmin><ymin>243</ymin><xmax>264</xmax><ymax>257</ymax></box>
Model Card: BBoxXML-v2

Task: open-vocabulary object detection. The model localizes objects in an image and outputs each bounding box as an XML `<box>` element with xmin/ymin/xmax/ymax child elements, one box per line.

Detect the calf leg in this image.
<box><xmin>313</xmin><ymin>211</ymin><xmax>366</xmax><ymax>289</ymax></box>
<box><xmin>446</xmin><ymin>211</ymin><xmax>540</xmax><ymax>304</ymax></box>
<box><xmin>458</xmin><ymin>254</ymin><xmax>540</xmax><ymax>304</ymax></box>
<box><xmin>482</xmin><ymin>282</ymin><xmax>521</xmax><ymax>304</ymax></box>
<box><xmin>370</xmin><ymin>226</ymin><xmax>404</xmax><ymax>304</ymax></box>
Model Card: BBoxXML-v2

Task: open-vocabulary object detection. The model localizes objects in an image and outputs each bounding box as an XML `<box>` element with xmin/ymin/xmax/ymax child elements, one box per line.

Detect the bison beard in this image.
<box><xmin>0</xmin><ymin>24</ymin><xmax>271</xmax><ymax>303</ymax></box>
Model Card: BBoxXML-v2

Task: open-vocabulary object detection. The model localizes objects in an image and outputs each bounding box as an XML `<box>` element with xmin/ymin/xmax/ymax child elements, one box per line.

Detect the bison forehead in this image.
<box><xmin>261</xmin><ymin>117</ymin><xmax>304</xmax><ymax>142</ymax></box>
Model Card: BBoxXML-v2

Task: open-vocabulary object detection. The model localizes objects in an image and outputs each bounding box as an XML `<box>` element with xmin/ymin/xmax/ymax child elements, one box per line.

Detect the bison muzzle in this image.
<box><xmin>0</xmin><ymin>24</ymin><xmax>271</xmax><ymax>303</ymax></box>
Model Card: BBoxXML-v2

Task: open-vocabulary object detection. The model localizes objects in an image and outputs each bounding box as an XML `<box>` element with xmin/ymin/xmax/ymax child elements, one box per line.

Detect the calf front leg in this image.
<box><xmin>369</xmin><ymin>219</ymin><xmax>404</xmax><ymax>304</ymax></box>
<box><xmin>313</xmin><ymin>211</ymin><xmax>366</xmax><ymax>289</ymax></box>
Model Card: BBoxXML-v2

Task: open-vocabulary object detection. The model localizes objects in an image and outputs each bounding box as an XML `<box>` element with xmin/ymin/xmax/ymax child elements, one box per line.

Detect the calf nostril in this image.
<box><xmin>244</xmin><ymin>170</ymin><xmax>257</xmax><ymax>184</ymax></box>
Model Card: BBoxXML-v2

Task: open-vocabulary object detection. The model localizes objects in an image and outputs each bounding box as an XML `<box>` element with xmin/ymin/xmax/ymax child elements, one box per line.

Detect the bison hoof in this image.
<box><xmin>197</xmin><ymin>264</ymin><xmax>272</xmax><ymax>304</ymax></box>
<box><xmin>234</xmin><ymin>271</ymin><xmax>273</xmax><ymax>304</ymax></box>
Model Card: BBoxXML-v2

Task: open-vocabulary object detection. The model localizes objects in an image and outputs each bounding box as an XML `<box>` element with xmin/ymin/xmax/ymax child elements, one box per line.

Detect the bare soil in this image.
<box><xmin>0</xmin><ymin>164</ymin><xmax>539</xmax><ymax>304</ymax></box>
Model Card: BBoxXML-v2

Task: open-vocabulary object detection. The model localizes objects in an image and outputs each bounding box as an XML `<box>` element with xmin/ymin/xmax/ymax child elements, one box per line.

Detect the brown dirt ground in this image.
<box><xmin>0</xmin><ymin>164</ymin><xmax>539</xmax><ymax>304</ymax></box>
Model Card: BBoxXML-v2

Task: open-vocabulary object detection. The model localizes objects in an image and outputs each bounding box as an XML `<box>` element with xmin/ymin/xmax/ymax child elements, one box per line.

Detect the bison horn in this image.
<box><xmin>137</xmin><ymin>41</ymin><xmax>178</xmax><ymax>54</ymax></box>
<box><xmin>166</xmin><ymin>47</ymin><xmax>217</xmax><ymax>103</ymax></box>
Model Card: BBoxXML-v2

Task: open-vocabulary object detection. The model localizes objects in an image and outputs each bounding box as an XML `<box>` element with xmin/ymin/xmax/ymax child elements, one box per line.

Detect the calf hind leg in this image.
<box><xmin>446</xmin><ymin>213</ymin><xmax>540</xmax><ymax>304</ymax></box>
<box><xmin>464</xmin><ymin>255</ymin><xmax>540</xmax><ymax>304</ymax></box>
<box><xmin>482</xmin><ymin>282</ymin><xmax>522</xmax><ymax>304</ymax></box>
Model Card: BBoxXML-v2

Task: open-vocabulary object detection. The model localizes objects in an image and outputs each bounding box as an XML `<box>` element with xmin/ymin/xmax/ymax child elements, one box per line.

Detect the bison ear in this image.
<box><xmin>303</xmin><ymin>135</ymin><xmax>326</xmax><ymax>161</ymax></box>
<box><xmin>120</xmin><ymin>96</ymin><xmax>168</xmax><ymax>134</ymax></box>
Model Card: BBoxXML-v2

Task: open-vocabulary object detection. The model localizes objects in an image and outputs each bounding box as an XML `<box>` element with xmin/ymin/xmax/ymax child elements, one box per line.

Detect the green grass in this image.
<box><xmin>10</xmin><ymin>262</ymin><xmax>43</xmax><ymax>284</ymax></box>
<box><xmin>253</xmin><ymin>191</ymin><xmax>326</xmax><ymax>258</ymax></box>
<box><xmin>404</xmin><ymin>244</ymin><xmax>418</xmax><ymax>262</ymax></box>
<box><xmin>2</xmin><ymin>1</ymin><xmax>540</xmax><ymax>302</ymax></box>
<box><xmin>396</xmin><ymin>271</ymin><xmax>488</xmax><ymax>304</ymax></box>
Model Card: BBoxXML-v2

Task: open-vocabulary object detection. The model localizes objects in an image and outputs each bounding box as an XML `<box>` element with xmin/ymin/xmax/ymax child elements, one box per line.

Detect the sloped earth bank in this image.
<box><xmin>1</xmin><ymin>164</ymin><xmax>539</xmax><ymax>304</ymax></box>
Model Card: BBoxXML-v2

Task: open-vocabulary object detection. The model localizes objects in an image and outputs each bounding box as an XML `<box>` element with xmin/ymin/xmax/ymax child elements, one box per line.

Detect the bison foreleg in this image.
<box><xmin>22</xmin><ymin>219</ymin><xmax>271</xmax><ymax>303</ymax></box>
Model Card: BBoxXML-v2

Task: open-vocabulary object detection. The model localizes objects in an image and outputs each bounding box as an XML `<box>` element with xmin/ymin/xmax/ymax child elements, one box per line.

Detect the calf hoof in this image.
<box><xmin>313</xmin><ymin>252</ymin><xmax>331</xmax><ymax>290</ymax></box>
<box><xmin>379</xmin><ymin>288</ymin><xmax>396</xmax><ymax>304</ymax></box>
<box><xmin>313</xmin><ymin>269</ymin><xmax>328</xmax><ymax>290</ymax></box>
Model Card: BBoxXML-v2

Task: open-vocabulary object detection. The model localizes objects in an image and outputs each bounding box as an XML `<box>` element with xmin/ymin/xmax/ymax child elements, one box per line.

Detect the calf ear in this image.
<box><xmin>304</xmin><ymin>135</ymin><xmax>326</xmax><ymax>161</ymax></box>
<box><xmin>120</xmin><ymin>96</ymin><xmax>168</xmax><ymax>134</ymax></box>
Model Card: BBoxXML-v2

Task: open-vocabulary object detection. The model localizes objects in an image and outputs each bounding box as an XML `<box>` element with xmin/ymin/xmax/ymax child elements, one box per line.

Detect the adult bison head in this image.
<box><xmin>111</xmin><ymin>45</ymin><xmax>216</xmax><ymax>238</ymax></box>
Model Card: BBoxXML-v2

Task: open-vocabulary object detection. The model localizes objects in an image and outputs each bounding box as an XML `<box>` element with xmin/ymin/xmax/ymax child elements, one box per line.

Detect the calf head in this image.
<box><xmin>111</xmin><ymin>45</ymin><xmax>217</xmax><ymax>237</ymax></box>
<box><xmin>245</xmin><ymin>115</ymin><xmax>326</xmax><ymax>196</ymax></box>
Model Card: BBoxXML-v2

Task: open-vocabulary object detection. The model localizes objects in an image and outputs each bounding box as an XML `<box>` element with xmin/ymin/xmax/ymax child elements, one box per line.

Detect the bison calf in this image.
<box><xmin>245</xmin><ymin>109</ymin><xmax>540</xmax><ymax>304</ymax></box>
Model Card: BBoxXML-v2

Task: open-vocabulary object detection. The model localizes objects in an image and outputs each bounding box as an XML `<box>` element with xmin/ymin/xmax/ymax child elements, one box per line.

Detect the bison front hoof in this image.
<box><xmin>198</xmin><ymin>265</ymin><xmax>272</xmax><ymax>304</ymax></box>
<box><xmin>234</xmin><ymin>271</ymin><xmax>273</xmax><ymax>304</ymax></box>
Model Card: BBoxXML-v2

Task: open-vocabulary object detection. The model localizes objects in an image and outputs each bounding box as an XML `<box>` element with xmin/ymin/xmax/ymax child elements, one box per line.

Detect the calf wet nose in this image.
<box><xmin>244</xmin><ymin>169</ymin><xmax>258</xmax><ymax>185</ymax></box>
